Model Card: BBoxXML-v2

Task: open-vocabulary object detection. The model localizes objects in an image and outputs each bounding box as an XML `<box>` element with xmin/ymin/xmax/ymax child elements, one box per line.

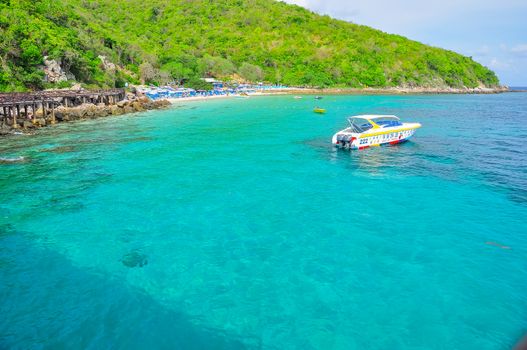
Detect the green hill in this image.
<box><xmin>0</xmin><ymin>0</ymin><xmax>500</xmax><ymax>91</ymax></box>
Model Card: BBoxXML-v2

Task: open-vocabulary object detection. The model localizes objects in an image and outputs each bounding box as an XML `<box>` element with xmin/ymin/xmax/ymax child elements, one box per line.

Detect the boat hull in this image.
<box><xmin>332</xmin><ymin>123</ymin><xmax>421</xmax><ymax>150</ymax></box>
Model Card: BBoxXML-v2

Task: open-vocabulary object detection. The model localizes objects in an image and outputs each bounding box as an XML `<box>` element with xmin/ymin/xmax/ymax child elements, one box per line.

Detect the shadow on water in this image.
<box><xmin>304</xmin><ymin>137</ymin><xmax>428</xmax><ymax>171</ymax></box>
<box><xmin>0</xmin><ymin>228</ymin><xmax>250</xmax><ymax>350</ymax></box>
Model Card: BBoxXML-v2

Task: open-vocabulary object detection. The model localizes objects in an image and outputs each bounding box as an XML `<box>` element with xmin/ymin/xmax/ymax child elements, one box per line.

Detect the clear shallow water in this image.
<box><xmin>1</xmin><ymin>94</ymin><xmax>526</xmax><ymax>349</ymax></box>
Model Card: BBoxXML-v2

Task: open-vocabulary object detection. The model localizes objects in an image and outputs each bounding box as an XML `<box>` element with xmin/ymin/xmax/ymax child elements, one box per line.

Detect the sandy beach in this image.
<box><xmin>165</xmin><ymin>92</ymin><xmax>284</xmax><ymax>104</ymax></box>
<box><xmin>166</xmin><ymin>94</ymin><xmax>236</xmax><ymax>103</ymax></box>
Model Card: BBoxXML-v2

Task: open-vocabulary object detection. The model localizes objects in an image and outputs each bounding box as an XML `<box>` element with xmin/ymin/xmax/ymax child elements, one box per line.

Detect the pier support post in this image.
<box><xmin>12</xmin><ymin>106</ymin><xmax>17</xmax><ymax>129</ymax></box>
<box><xmin>42</xmin><ymin>100</ymin><xmax>46</xmax><ymax>122</ymax></box>
<box><xmin>32</xmin><ymin>103</ymin><xmax>37</xmax><ymax>123</ymax></box>
<box><xmin>50</xmin><ymin>102</ymin><xmax>56</xmax><ymax>124</ymax></box>
<box><xmin>15</xmin><ymin>105</ymin><xmax>21</xmax><ymax>128</ymax></box>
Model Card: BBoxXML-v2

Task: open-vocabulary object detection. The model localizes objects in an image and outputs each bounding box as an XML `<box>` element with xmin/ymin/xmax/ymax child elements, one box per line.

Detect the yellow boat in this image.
<box><xmin>314</xmin><ymin>107</ymin><xmax>326</xmax><ymax>114</ymax></box>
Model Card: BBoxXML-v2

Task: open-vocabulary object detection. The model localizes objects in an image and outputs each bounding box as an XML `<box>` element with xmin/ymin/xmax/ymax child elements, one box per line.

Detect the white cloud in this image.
<box><xmin>510</xmin><ymin>44</ymin><xmax>527</xmax><ymax>56</ymax></box>
<box><xmin>471</xmin><ymin>45</ymin><xmax>491</xmax><ymax>57</ymax></box>
<box><xmin>488</xmin><ymin>58</ymin><xmax>511</xmax><ymax>70</ymax></box>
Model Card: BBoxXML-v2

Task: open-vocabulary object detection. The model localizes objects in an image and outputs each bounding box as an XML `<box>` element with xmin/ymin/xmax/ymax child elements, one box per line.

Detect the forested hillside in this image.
<box><xmin>0</xmin><ymin>0</ymin><xmax>500</xmax><ymax>91</ymax></box>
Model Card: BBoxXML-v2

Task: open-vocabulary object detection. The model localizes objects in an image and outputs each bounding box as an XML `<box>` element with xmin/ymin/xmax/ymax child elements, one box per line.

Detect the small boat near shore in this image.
<box><xmin>332</xmin><ymin>115</ymin><xmax>421</xmax><ymax>149</ymax></box>
<box><xmin>314</xmin><ymin>107</ymin><xmax>326</xmax><ymax>114</ymax></box>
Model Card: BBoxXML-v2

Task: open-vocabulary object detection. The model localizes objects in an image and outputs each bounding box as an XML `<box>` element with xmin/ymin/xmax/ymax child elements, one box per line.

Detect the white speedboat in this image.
<box><xmin>332</xmin><ymin>115</ymin><xmax>421</xmax><ymax>149</ymax></box>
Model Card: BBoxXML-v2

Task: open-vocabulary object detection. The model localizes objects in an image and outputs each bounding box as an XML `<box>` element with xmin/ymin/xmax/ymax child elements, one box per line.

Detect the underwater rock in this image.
<box><xmin>40</xmin><ymin>146</ymin><xmax>76</xmax><ymax>153</ymax></box>
<box><xmin>120</xmin><ymin>250</ymin><xmax>148</xmax><ymax>268</ymax></box>
<box><xmin>0</xmin><ymin>223</ymin><xmax>15</xmax><ymax>236</ymax></box>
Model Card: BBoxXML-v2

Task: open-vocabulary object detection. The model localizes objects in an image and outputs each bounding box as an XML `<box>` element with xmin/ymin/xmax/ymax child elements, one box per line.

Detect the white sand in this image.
<box><xmin>167</xmin><ymin>94</ymin><xmax>238</xmax><ymax>103</ymax></box>
<box><xmin>165</xmin><ymin>92</ymin><xmax>283</xmax><ymax>104</ymax></box>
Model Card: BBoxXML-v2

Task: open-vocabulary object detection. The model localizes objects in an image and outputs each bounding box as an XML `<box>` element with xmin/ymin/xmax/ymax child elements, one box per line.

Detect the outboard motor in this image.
<box><xmin>336</xmin><ymin>134</ymin><xmax>355</xmax><ymax>148</ymax></box>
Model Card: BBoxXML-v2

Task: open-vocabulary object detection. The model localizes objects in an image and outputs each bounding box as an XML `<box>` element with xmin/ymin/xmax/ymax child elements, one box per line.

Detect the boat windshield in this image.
<box><xmin>372</xmin><ymin>116</ymin><xmax>402</xmax><ymax>127</ymax></box>
<box><xmin>348</xmin><ymin>117</ymin><xmax>373</xmax><ymax>133</ymax></box>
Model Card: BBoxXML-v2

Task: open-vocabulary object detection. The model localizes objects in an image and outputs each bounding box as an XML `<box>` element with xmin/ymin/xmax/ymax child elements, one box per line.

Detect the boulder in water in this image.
<box><xmin>120</xmin><ymin>250</ymin><xmax>148</xmax><ymax>268</ymax></box>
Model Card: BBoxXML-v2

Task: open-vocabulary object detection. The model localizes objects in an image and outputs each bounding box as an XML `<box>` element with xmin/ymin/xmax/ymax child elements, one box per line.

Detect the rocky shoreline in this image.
<box><xmin>0</xmin><ymin>96</ymin><xmax>170</xmax><ymax>136</ymax></box>
<box><xmin>0</xmin><ymin>85</ymin><xmax>512</xmax><ymax>136</ymax></box>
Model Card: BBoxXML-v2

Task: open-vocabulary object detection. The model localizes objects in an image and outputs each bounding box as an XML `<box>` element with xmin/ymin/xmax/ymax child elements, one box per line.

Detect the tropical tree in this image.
<box><xmin>239</xmin><ymin>63</ymin><xmax>264</xmax><ymax>82</ymax></box>
<box><xmin>139</xmin><ymin>62</ymin><xmax>156</xmax><ymax>84</ymax></box>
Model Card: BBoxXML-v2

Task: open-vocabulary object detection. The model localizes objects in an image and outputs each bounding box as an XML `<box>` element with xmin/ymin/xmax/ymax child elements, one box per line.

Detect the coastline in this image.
<box><xmin>165</xmin><ymin>92</ymin><xmax>288</xmax><ymax>103</ymax></box>
<box><xmin>258</xmin><ymin>86</ymin><xmax>510</xmax><ymax>95</ymax></box>
<box><xmin>1</xmin><ymin>86</ymin><xmax>516</xmax><ymax>136</ymax></box>
<box><xmin>163</xmin><ymin>86</ymin><xmax>511</xmax><ymax>104</ymax></box>
<box><xmin>166</xmin><ymin>94</ymin><xmax>238</xmax><ymax>103</ymax></box>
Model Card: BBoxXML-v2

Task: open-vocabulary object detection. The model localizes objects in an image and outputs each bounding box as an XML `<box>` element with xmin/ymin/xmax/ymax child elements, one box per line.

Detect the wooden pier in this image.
<box><xmin>0</xmin><ymin>89</ymin><xmax>125</xmax><ymax>129</ymax></box>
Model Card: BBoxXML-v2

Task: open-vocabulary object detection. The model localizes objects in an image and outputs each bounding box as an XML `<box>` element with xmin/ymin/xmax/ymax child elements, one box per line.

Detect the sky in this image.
<box><xmin>283</xmin><ymin>0</ymin><xmax>527</xmax><ymax>86</ymax></box>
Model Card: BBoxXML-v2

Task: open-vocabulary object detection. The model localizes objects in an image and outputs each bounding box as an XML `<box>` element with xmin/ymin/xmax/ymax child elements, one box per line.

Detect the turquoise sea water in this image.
<box><xmin>1</xmin><ymin>93</ymin><xmax>526</xmax><ymax>349</ymax></box>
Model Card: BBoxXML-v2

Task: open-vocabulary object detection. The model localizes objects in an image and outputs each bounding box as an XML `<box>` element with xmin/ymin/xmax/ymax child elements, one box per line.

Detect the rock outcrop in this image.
<box><xmin>53</xmin><ymin>97</ymin><xmax>170</xmax><ymax>123</ymax></box>
<box><xmin>42</xmin><ymin>56</ymin><xmax>75</xmax><ymax>83</ymax></box>
<box><xmin>98</xmin><ymin>55</ymin><xmax>117</xmax><ymax>73</ymax></box>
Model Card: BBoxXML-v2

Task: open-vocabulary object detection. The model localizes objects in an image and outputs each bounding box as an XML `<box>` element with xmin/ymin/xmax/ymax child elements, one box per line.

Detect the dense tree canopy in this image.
<box><xmin>0</xmin><ymin>0</ymin><xmax>500</xmax><ymax>91</ymax></box>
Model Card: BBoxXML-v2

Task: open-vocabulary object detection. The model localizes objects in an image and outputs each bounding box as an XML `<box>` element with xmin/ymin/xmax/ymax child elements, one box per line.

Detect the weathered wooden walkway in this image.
<box><xmin>0</xmin><ymin>89</ymin><xmax>125</xmax><ymax>128</ymax></box>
